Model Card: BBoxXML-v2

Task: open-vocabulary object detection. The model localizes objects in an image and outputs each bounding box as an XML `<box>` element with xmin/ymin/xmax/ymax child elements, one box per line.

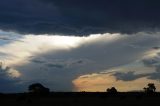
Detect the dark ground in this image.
<box><xmin>0</xmin><ymin>92</ymin><xmax>160</xmax><ymax>106</ymax></box>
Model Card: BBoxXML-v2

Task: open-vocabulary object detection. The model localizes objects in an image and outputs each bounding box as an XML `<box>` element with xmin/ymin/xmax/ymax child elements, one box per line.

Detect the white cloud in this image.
<box><xmin>0</xmin><ymin>32</ymin><xmax>123</xmax><ymax>66</ymax></box>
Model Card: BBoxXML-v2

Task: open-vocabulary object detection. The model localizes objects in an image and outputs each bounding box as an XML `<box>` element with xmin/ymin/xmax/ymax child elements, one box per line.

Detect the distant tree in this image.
<box><xmin>144</xmin><ymin>83</ymin><xmax>156</xmax><ymax>93</ymax></box>
<box><xmin>28</xmin><ymin>83</ymin><xmax>50</xmax><ymax>94</ymax></box>
<box><xmin>106</xmin><ymin>87</ymin><xmax>118</xmax><ymax>93</ymax></box>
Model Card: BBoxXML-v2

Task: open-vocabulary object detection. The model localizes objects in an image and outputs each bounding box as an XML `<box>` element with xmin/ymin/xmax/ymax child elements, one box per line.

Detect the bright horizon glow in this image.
<box><xmin>73</xmin><ymin>73</ymin><xmax>160</xmax><ymax>92</ymax></box>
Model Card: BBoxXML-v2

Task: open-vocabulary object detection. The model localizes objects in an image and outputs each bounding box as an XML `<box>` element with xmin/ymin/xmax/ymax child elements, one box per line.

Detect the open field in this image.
<box><xmin>0</xmin><ymin>92</ymin><xmax>160</xmax><ymax>106</ymax></box>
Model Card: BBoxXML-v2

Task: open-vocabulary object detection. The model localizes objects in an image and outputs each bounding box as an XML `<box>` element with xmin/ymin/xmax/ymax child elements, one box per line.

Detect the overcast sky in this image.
<box><xmin>1</xmin><ymin>0</ymin><xmax>160</xmax><ymax>93</ymax></box>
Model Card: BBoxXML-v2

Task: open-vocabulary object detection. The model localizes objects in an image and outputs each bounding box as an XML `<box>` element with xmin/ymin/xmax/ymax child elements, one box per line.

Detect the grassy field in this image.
<box><xmin>0</xmin><ymin>92</ymin><xmax>160</xmax><ymax>106</ymax></box>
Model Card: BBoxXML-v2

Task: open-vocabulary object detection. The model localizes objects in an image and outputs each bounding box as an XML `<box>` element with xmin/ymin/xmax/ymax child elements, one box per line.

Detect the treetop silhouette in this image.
<box><xmin>106</xmin><ymin>87</ymin><xmax>118</xmax><ymax>93</ymax></box>
<box><xmin>28</xmin><ymin>83</ymin><xmax>50</xmax><ymax>94</ymax></box>
<box><xmin>144</xmin><ymin>83</ymin><xmax>156</xmax><ymax>93</ymax></box>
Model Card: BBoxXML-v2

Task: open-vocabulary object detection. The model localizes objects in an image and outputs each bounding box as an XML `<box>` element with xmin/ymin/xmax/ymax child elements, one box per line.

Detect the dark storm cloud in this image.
<box><xmin>1</xmin><ymin>0</ymin><xmax>160</xmax><ymax>35</ymax></box>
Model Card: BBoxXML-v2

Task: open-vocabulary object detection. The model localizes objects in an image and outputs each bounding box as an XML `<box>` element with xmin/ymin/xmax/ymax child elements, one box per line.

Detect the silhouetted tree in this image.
<box><xmin>144</xmin><ymin>83</ymin><xmax>156</xmax><ymax>93</ymax></box>
<box><xmin>106</xmin><ymin>87</ymin><xmax>118</xmax><ymax>93</ymax></box>
<box><xmin>28</xmin><ymin>83</ymin><xmax>50</xmax><ymax>94</ymax></box>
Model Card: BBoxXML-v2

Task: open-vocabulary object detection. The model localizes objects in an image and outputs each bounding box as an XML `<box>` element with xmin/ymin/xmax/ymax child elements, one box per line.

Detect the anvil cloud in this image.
<box><xmin>1</xmin><ymin>30</ymin><xmax>160</xmax><ymax>92</ymax></box>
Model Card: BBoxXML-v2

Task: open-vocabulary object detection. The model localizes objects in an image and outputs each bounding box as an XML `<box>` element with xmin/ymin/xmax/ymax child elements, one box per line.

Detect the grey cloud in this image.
<box><xmin>111</xmin><ymin>48</ymin><xmax>160</xmax><ymax>81</ymax></box>
<box><xmin>142</xmin><ymin>58</ymin><xmax>160</xmax><ymax>67</ymax></box>
<box><xmin>152</xmin><ymin>47</ymin><xmax>160</xmax><ymax>50</ymax></box>
<box><xmin>0</xmin><ymin>64</ymin><xmax>24</xmax><ymax>93</ymax></box>
<box><xmin>0</xmin><ymin>52</ymin><xmax>8</xmax><ymax>57</ymax></box>
<box><xmin>46</xmin><ymin>63</ymin><xmax>64</xmax><ymax>69</ymax></box>
<box><xmin>0</xmin><ymin>36</ymin><xmax>11</xmax><ymax>41</ymax></box>
<box><xmin>112</xmin><ymin>52</ymin><xmax>160</xmax><ymax>81</ymax></box>
<box><xmin>0</xmin><ymin>30</ymin><xmax>22</xmax><ymax>45</ymax></box>
<box><xmin>113</xmin><ymin>72</ymin><xmax>148</xmax><ymax>81</ymax></box>
<box><xmin>31</xmin><ymin>59</ymin><xmax>45</xmax><ymax>64</ymax></box>
<box><xmin>142</xmin><ymin>51</ymin><xmax>160</xmax><ymax>68</ymax></box>
<box><xmin>112</xmin><ymin>70</ymin><xmax>160</xmax><ymax>81</ymax></box>
<box><xmin>30</xmin><ymin>56</ymin><xmax>89</xmax><ymax>69</ymax></box>
<box><xmin>143</xmin><ymin>65</ymin><xmax>160</xmax><ymax>80</ymax></box>
<box><xmin>148</xmin><ymin>72</ymin><xmax>160</xmax><ymax>80</ymax></box>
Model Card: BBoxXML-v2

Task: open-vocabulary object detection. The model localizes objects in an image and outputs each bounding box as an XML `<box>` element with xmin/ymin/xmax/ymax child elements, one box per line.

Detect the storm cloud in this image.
<box><xmin>1</xmin><ymin>0</ymin><xmax>160</xmax><ymax>35</ymax></box>
<box><xmin>0</xmin><ymin>31</ymin><xmax>157</xmax><ymax>91</ymax></box>
<box><xmin>1</xmin><ymin>29</ymin><xmax>160</xmax><ymax>92</ymax></box>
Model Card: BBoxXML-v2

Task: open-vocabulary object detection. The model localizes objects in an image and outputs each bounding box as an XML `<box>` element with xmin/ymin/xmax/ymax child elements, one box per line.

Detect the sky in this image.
<box><xmin>1</xmin><ymin>0</ymin><xmax>160</xmax><ymax>93</ymax></box>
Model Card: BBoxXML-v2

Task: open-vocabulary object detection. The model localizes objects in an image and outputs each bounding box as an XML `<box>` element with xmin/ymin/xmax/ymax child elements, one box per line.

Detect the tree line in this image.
<box><xmin>28</xmin><ymin>83</ymin><xmax>157</xmax><ymax>94</ymax></box>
